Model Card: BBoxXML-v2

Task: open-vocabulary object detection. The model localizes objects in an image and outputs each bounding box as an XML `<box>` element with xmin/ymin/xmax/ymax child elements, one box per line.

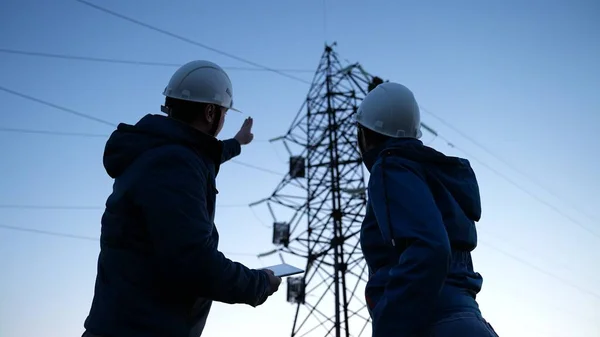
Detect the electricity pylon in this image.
<box><xmin>252</xmin><ymin>44</ymin><xmax>385</xmax><ymax>337</ymax></box>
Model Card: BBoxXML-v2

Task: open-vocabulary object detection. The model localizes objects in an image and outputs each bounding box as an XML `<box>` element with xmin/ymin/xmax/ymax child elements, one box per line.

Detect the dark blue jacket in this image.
<box><xmin>360</xmin><ymin>138</ymin><xmax>484</xmax><ymax>337</ymax></box>
<box><xmin>83</xmin><ymin>114</ymin><xmax>271</xmax><ymax>337</ymax></box>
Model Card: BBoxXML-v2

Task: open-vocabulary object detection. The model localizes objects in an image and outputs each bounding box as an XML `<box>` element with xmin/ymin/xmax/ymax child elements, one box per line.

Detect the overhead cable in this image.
<box><xmin>74</xmin><ymin>0</ymin><xmax>312</xmax><ymax>85</ymax></box>
<box><xmin>0</xmin><ymin>48</ymin><xmax>314</xmax><ymax>73</ymax></box>
<box><xmin>0</xmin><ymin>223</ymin><xmax>258</xmax><ymax>257</ymax></box>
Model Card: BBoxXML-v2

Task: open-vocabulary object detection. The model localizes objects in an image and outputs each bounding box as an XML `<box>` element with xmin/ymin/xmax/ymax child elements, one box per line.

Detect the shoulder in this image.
<box><xmin>147</xmin><ymin>144</ymin><xmax>208</xmax><ymax>168</ymax></box>
<box><xmin>370</xmin><ymin>153</ymin><xmax>425</xmax><ymax>182</ymax></box>
<box><xmin>131</xmin><ymin>144</ymin><xmax>213</xmax><ymax>184</ymax></box>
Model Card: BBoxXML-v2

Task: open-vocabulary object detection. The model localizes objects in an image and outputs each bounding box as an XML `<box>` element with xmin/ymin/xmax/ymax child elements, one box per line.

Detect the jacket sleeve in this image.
<box><xmin>367</xmin><ymin>158</ymin><xmax>451</xmax><ymax>337</ymax></box>
<box><xmin>220</xmin><ymin>138</ymin><xmax>241</xmax><ymax>164</ymax></box>
<box><xmin>134</xmin><ymin>147</ymin><xmax>270</xmax><ymax>307</ymax></box>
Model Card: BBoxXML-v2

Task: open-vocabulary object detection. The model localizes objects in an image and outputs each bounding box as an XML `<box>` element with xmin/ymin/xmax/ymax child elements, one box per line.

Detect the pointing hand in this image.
<box><xmin>234</xmin><ymin>117</ymin><xmax>254</xmax><ymax>145</ymax></box>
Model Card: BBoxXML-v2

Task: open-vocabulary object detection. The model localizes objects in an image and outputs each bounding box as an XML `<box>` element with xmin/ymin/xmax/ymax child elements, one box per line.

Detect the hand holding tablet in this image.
<box><xmin>262</xmin><ymin>263</ymin><xmax>304</xmax><ymax>277</ymax></box>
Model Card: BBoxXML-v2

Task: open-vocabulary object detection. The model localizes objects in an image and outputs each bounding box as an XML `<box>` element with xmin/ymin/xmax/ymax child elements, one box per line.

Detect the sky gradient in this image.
<box><xmin>1</xmin><ymin>1</ymin><xmax>599</xmax><ymax>336</ymax></box>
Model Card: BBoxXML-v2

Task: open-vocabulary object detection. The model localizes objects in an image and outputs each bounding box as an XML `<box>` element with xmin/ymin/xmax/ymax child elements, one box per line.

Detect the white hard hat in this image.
<box><xmin>356</xmin><ymin>82</ymin><xmax>422</xmax><ymax>139</ymax></box>
<box><xmin>161</xmin><ymin>60</ymin><xmax>240</xmax><ymax>113</ymax></box>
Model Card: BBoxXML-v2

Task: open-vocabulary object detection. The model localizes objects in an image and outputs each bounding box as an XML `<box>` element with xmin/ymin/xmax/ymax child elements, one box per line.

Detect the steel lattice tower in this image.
<box><xmin>252</xmin><ymin>44</ymin><xmax>384</xmax><ymax>337</ymax></box>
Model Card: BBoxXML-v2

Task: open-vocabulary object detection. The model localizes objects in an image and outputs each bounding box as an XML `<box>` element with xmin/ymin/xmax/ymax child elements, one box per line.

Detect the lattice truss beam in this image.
<box><xmin>252</xmin><ymin>44</ymin><xmax>384</xmax><ymax>337</ymax></box>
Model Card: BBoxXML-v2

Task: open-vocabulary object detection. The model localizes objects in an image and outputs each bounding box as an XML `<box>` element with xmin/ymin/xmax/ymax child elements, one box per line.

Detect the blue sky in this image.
<box><xmin>1</xmin><ymin>0</ymin><xmax>599</xmax><ymax>336</ymax></box>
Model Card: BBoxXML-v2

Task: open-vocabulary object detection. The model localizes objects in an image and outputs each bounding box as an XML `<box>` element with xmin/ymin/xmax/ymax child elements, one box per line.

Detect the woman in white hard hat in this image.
<box><xmin>82</xmin><ymin>60</ymin><xmax>281</xmax><ymax>337</ymax></box>
<box><xmin>357</xmin><ymin>81</ymin><xmax>498</xmax><ymax>337</ymax></box>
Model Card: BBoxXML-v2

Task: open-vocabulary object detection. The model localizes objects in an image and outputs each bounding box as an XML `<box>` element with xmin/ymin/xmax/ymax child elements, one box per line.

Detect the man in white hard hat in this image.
<box><xmin>82</xmin><ymin>60</ymin><xmax>281</xmax><ymax>337</ymax></box>
<box><xmin>357</xmin><ymin>81</ymin><xmax>498</xmax><ymax>337</ymax></box>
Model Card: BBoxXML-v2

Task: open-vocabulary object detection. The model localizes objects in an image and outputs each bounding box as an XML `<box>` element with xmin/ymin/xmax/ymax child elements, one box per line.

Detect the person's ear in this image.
<box><xmin>204</xmin><ymin>104</ymin><xmax>215</xmax><ymax>123</ymax></box>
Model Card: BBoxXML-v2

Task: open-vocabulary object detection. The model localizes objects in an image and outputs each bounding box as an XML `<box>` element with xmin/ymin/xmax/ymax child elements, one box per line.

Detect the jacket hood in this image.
<box><xmin>103</xmin><ymin>114</ymin><xmax>224</xmax><ymax>178</ymax></box>
<box><xmin>363</xmin><ymin>138</ymin><xmax>481</xmax><ymax>221</ymax></box>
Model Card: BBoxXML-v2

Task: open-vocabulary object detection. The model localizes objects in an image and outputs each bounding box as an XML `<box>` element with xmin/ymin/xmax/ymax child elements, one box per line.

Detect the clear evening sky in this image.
<box><xmin>1</xmin><ymin>1</ymin><xmax>598</xmax><ymax>336</ymax></box>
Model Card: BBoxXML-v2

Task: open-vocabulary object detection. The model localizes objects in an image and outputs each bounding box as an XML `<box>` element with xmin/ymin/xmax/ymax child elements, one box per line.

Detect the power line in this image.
<box><xmin>0</xmin><ymin>129</ymin><xmax>283</xmax><ymax>177</ymax></box>
<box><xmin>0</xmin><ymin>127</ymin><xmax>271</xmax><ymax>143</ymax></box>
<box><xmin>0</xmin><ymin>205</ymin><xmax>102</xmax><ymax>210</ymax></box>
<box><xmin>0</xmin><ymin>89</ymin><xmax>283</xmax><ymax>176</ymax></box>
<box><xmin>0</xmin><ymin>127</ymin><xmax>107</xmax><ymax>138</ymax></box>
<box><xmin>481</xmin><ymin>239</ymin><xmax>600</xmax><ymax>301</ymax></box>
<box><xmin>0</xmin><ymin>223</ymin><xmax>98</xmax><ymax>241</ymax></box>
<box><xmin>0</xmin><ymin>48</ymin><xmax>314</xmax><ymax>73</ymax></box>
<box><xmin>74</xmin><ymin>0</ymin><xmax>312</xmax><ymax>85</ymax></box>
<box><xmin>230</xmin><ymin>160</ymin><xmax>283</xmax><ymax>176</ymax></box>
<box><xmin>0</xmin><ymin>224</ymin><xmax>258</xmax><ymax>257</ymax></box>
<box><xmin>0</xmin><ymin>85</ymin><xmax>116</xmax><ymax>127</ymax></box>
<box><xmin>0</xmin><ymin>203</ymin><xmax>252</xmax><ymax>210</ymax></box>
<box><xmin>434</xmin><ymin>133</ymin><xmax>600</xmax><ymax>239</ymax></box>
<box><xmin>421</xmin><ymin>105</ymin><xmax>598</xmax><ymax>224</ymax></box>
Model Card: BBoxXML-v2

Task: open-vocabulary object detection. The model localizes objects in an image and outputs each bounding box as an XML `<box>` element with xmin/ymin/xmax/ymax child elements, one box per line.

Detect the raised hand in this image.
<box><xmin>234</xmin><ymin>117</ymin><xmax>254</xmax><ymax>145</ymax></box>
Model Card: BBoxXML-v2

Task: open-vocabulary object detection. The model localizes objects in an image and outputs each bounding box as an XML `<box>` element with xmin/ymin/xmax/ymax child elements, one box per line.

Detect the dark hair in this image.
<box><xmin>360</xmin><ymin>125</ymin><xmax>391</xmax><ymax>147</ymax></box>
<box><xmin>368</xmin><ymin>76</ymin><xmax>384</xmax><ymax>92</ymax></box>
<box><xmin>164</xmin><ymin>97</ymin><xmax>208</xmax><ymax>124</ymax></box>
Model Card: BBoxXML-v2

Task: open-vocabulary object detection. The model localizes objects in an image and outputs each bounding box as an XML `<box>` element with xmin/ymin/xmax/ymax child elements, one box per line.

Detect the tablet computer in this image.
<box><xmin>263</xmin><ymin>263</ymin><xmax>304</xmax><ymax>277</ymax></box>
